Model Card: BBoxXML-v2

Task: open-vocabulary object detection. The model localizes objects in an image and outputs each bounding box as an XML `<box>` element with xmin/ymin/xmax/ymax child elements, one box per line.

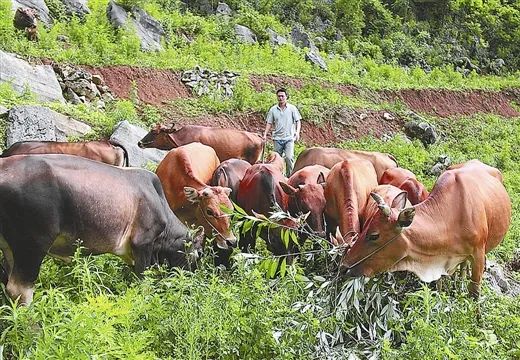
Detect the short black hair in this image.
<box><xmin>276</xmin><ymin>88</ymin><xmax>288</xmax><ymax>96</ymax></box>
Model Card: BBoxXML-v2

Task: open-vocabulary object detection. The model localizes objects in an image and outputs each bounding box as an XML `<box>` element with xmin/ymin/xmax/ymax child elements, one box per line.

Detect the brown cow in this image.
<box><xmin>324</xmin><ymin>159</ymin><xmax>378</xmax><ymax>245</ymax></box>
<box><xmin>138</xmin><ymin>123</ymin><xmax>263</xmax><ymax>164</ymax></box>
<box><xmin>1</xmin><ymin>140</ymin><xmax>128</xmax><ymax>166</ymax></box>
<box><xmin>341</xmin><ymin>160</ymin><xmax>511</xmax><ymax>297</ymax></box>
<box><xmin>210</xmin><ymin>159</ymin><xmax>251</xmax><ymax>203</ymax></box>
<box><xmin>279</xmin><ymin>165</ymin><xmax>330</xmax><ymax>236</ymax></box>
<box><xmin>379</xmin><ymin>167</ymin><xmax>429</xmax><ymax>205</ymax></box>
<box><xmin>292</xmin><ymin>147</ymin><xmax>397</xmax><ymax>181</ymax></box>
<box><xmin>156</xmin><ymin>142</ymin><xmax>236</xmax><ymax>250</ymax></box>
<box><xmin>236</xmin><ymin>162</ymin><xmax>297</xmax><ymax>257</ymax></box>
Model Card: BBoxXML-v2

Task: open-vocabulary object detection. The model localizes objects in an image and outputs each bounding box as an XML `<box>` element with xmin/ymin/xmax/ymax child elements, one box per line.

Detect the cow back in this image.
<box><xmin>1</xmin><ymin>140</ymin><xmax>127</xmax><ymax>166</ymax></box>
<box><xmin>170</xmin><ymin>125</ymin><xmax>263</xmax><ymax>164</ymax></box>
<box><xmin>210</xmin><ymin>158</ymin><xmax>251</xmax><ymax>202</ymax></box>
<box><xmin>324</xmin><ymin>159</ymin><xmax>378</xmax><ymax>241</ymax></box>
<box><xmin>156</xmin><ymin>142</ymin><xmax>220</xmax><ymax>211</ymax></box>
<box><xmin>293</xmin><ymin>147</ymin><xmax>397</xmax><ymax>180</ymax></box>
<box><xmin>237</xmin><ymin>163</ymin><xmax>289</xmax><ymax>215</ymax></box>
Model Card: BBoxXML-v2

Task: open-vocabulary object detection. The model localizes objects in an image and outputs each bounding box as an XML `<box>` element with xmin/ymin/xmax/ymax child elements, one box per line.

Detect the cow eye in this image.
<box><xmin>206</xmin><ymin>209</ymin><xmax>215</xmax><ymax>217</ymax></box>
<box><xmin>367</xmin><ymin>233</ymin><xmax>379</xmax><ymax>242</ymax></box>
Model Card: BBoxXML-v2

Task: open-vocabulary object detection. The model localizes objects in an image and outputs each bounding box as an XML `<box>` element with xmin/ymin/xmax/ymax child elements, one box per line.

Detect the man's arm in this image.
<box><xmin>263</xmin><ymin>123</ymin><xmax>272</xmax><ymax>140</ymax></box>
<box><xmin>295</xmin><ymin>120</ymin><xmax>301</xmax><ymax>142</ymax></box>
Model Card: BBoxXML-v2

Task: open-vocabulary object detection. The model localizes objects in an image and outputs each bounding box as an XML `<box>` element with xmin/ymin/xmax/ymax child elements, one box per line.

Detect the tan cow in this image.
<box><xmin>138</xmin><ymin>123</ymin><xmax>264</xmax><ymax>164</ymax></box>
<box><xmin>324</xmin><ymin>159</ymin><xmax>379</xmax><ymax>245</ymax></box>
<box><xmin>292</xmin><ymin>147</ymin><xmax>397</xmax><ymax>181</ymax></box>
<box><xmin>379</xmin><ymin>167</ymin><xmax>429</xmax><ymax>205</ymax></box>
<box><xmin>1</xmin><ymin>140</ymin><xmax>128</xmax><ymax>166</ymax></box>
<box><xmin>341</xmin><ymin>160</ymin><xmax>511</xmax><ymax>297</ymax></box>
<box><xmin>156</xmin><ymin>142</ymin><xmax>236</xmax><ymax>249</ymax></box>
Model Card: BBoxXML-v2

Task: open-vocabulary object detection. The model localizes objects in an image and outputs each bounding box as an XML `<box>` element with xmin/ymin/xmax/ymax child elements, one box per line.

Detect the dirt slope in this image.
<box><xmin>87</xmin><ymin>65</ymin><xmax>520</xmax><ymax>146</ymax></box>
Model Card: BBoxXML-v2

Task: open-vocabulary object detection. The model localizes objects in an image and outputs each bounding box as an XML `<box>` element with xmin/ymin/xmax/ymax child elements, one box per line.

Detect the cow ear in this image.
<box><xmin>317</xmin><ymin>171</ymin><xmax>326</xmax><ymax>184</ymax></box>
<box><xmin>279</xmin><ymin>181</ymin><xmax>297</xmax><ymax>196</ymax></box>
<box><xmin>391</xmin><ymin>191</ymin><xmax>408</xmax><ymax>210</ymax></box>
<box><xmin>222</xmin><ymin>187</ymin><xmax>232</xmax><ymax>196</ymax></box>
<box><xmin>184</xmin><ymin>187</ymin><xmax>200</xmax><ymax>203</ymax></box>
<box><xmin>397</xmin><ymin>207</ymin><xmax>415</xmax><ymax>228</ymax></box>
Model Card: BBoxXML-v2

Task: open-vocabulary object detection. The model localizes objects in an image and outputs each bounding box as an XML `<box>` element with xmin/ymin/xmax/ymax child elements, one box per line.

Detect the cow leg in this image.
<box><xmin>5</xmin><ymin>248</ymin><xmax>46</xmax><ymax>305</ymax></box>
<box><xmin>132</xmin><ymin>242</ymin><xmax>153</xmax><ymax>274</ymax></box>
<box><xmin>469</xmin><ymin>249</ymin><xmax>486</xmax><ymax>299</ymax></box>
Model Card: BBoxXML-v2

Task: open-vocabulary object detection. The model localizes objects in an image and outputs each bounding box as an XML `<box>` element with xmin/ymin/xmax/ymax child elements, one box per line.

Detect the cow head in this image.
<box><xmin>340</xmin><ymin>191</ymin><xmax>414</xmax><ymax>277</ymax></box>
<box><xmin>279</xmin><ymin>172</ymin><xmax>327</xmax><ymax>236</ymax></box>
<box><xmin>184</xmin><ymin>186</ymin><xmax>236</xmax><ymax>250</ymax></box>
<box><xmin>153</xmin><ymin>226</ymin><xmax>205</xmax><ymax>269</ymax></box>
<box><xmin>138</xmin><ymin>123</ymin><xmax>178</xmax><ymax>149</ymax></box>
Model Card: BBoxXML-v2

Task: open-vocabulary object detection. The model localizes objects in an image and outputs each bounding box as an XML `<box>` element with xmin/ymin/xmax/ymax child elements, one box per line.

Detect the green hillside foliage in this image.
<box><xmin>1</xmin><ymin>0</ymin><xmax>520</xmax><ymax>89</ymax></box>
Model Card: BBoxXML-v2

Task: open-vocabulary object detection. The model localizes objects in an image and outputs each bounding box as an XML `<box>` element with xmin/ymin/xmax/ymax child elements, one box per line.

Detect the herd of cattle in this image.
<box><xmin>0</xmin><ymin>123</ymin><xmax>512</xmax><ymax>305</ymax></box>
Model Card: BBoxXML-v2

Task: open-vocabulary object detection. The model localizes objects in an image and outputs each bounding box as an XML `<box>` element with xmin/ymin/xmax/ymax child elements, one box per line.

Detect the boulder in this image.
<box><xmin>266</xmin><ymin>28</ymin><xmax>288</xmax><ymax>46</ymax></box>
<box><xmin>216</xmin><ymin>2</ymin><xmax>231</xmax><ymax>16</ymax></box>
<box><xmin>106</xmin><ymin>0</ymin><xmax>127</xmax><ymax>27</ymax></box>
<box><xmin>0</xmin><ymin>50</ymin><xmax>65</xmax><ymax>103</ymax></box>
<box><xmin>305</xmin><ymin>50</ymin><xmax>328</xmax><ymax>71</ymax></box>
<box><xmin>110</xmin><ymin>120</ymin><xmax>168</xmax><ymax>168</ymax></box>
<box><xmin>61</xmin><ymin>0</ymin><xmax>90</xmax><ymax>18</ymax></box>
<box><xmin>235</xmin><ymin>24</ymin><xmax>257</xmax><ymax>44</ymax></box>
<box><xmin>404</xmin><ymin>120</ymin><xmax>438</xmax><ymax>146</ymax></box>
<box><xmin>428</xmin><ymin>155</ymin><xmax>451</xmax><ymax>176</ymax></box>
<box><xmin>484</xmin><ymin>260</ymin><xmax>511</xmax><ymax>295</ymax></box>
<box><xmin>106</xmin><ymin>2</ymin><xmax>165</xmax><ymax>52</ymax></box>
<box><xmin>132</xmin><ymin>7</ymin><xmax>166</xmax><ymax>52</ymax></box>
<box><xmin>291</xmin><ymin>26</ymin><xmax>317</xmax><ymax>51</ymax></box>
<box><xmin>5</xmin><ymin>105</ymin><xmax>91</xmax><ymax>147</ymax></box>
<box><xmin>0</xmin><ymin>106</ymin><xmax>8</xmax><ymax>118</ymax></box>
<box><xmin>11</xmin><ymin>0</ymin><xmax>51</xmax><ymax>26</ymax></box>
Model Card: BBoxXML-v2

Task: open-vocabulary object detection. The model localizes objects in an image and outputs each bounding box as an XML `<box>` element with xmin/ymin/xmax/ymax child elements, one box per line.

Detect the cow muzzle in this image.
<box><xmin>216</xmin><ymin>235</ymin><xmax>237</xmax><ymax>250</ymax></box>
<box><xmin>137</xmin><ymin>141</ymin><xmax>146</xmax><ymax>148</ymax></box>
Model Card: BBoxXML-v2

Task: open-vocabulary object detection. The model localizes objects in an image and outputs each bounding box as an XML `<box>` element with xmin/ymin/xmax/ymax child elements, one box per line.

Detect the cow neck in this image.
<box><xmin>166</xmin><ymin>131</ymin><xmax>180</xmax><ymax>148</ymax></box>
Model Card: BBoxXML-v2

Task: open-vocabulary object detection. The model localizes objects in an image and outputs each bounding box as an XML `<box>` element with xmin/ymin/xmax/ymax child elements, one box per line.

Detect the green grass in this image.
<box><xmin>1</xmin><ymin>0</ymin><xmax>520</xmax><ymax>91</ymax></box>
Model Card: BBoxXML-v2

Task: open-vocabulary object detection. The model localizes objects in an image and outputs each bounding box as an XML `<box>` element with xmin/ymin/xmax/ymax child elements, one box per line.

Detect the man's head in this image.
<box><xmin>276</xmin><ymin>88</ymin><xmax>288</xmax><ymax>107</ymax></box>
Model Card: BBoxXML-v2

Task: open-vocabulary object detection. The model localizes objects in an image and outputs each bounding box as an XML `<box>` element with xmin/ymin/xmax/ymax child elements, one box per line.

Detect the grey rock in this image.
<box><xmin>91</xmin><ymin>74</ymin><xmax>103</xmax><ymax>85</ymax></box>
<box><xmin>5</xmin><ymin>105</ymin><xmax>91</xmax><ymax>147</ymax></box>
<box><xmin>132</xmin><ymin>7</ymin><xmax>165</xmax><ymax>52</ymax></box>
<box><xmin>305</xmin><ymin>50</ymin><xmax>328</xmax><ymax>71</ymax></box>
<box><xmin>0</xmin><ymin>106</ymin><xmax>9</xmax><ymax>118</ymax></box>
<box><xmin>216</xmin><ymin>2</ymin><xmax>231</xmax><ymax>16</ymax></box>
<box><xmin>110</xmin><ymin>120</ymin><xmax>168</xmax><ymax>168</ymax></box>
<box><xmin>235</xmin><ymin>24</ymin><xmax>257</xmax><ymax>44</ymax></box>
<box><xmin>291</xmin><ymin>26</ymin><xmax>316</xmax><ymax>51</ymax></box>
<box><xmin>266</xmin><ymin>28</ymin><xmax>288</xmax><ymax>46</ymax></box>
<box><xmin>11</xmin><ymin>0</ymin><xmax>52</xmax><ymax>26</ymax></box>
<box><xmin>67</xmin><ymin>78</ymin><xmax>92</xmax><ymax>96</ymax></box>
<box><xmin>56</xmin><ymin>34</ymin><xmax>70</xmax><ymax>42</ymax></box>
<box><xmin>484</xmin><ymin>260</ymin><xmax>510</xmax><ymax>295</ymax></box>
<box><xmin>429</xmin><ymin>155</ymin><xmax>451</xmax><ymax>176</ymax></box>
<box><xmin>61</xmin><ymin>0</ymin><xmax>90</xmax><ymax>18</ymax></box>
<box><xmin>106</xmin><ymin>0</ymin><xmax>127</xmax><ymax>28</ymax></box>
<box><xmin>404</xmin><ymin>120</ymin><xmax>438</xmax><ymax>146</ymax></box>
<box><xmin>64</xmin><ymin>87</ymin><xmax>82</xmax><ymax>104</ymax></box>
<box><xmin>106</xmin><ymin>2</ymin><xmax>165</xmax><ymax>52</ymax></box>
<box><xmin>0</xmin><ymin>50</ymin><xmax>65</xmax><ymax>103</ymax></box>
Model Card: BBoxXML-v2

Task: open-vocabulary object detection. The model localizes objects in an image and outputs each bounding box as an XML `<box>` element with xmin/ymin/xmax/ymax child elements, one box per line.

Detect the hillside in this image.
<box><xmin>1</xmin><ymin>0</ymin><xmax>520</xmax><ymax>359</ymax></box>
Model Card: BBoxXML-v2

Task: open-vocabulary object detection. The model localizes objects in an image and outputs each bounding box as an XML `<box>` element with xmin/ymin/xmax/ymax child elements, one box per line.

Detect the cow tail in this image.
<box><xmin>109</xmin><ymin>140</ymin><xmax>129</xmax><ymax>167</ymax></box>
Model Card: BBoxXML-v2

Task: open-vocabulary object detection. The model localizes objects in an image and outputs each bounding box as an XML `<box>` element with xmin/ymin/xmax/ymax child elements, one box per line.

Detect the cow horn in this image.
<box><xmin>370</xmin><ymin>192</ymin><xmax>391</xmax><ymax>216</ymax></box>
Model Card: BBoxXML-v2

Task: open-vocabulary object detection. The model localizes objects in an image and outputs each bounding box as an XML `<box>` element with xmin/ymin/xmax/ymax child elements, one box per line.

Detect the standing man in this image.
<box><xmin>263</xmin><ymin>88</ymin><xmax>302</xmax><ymax>177</ymax></box>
